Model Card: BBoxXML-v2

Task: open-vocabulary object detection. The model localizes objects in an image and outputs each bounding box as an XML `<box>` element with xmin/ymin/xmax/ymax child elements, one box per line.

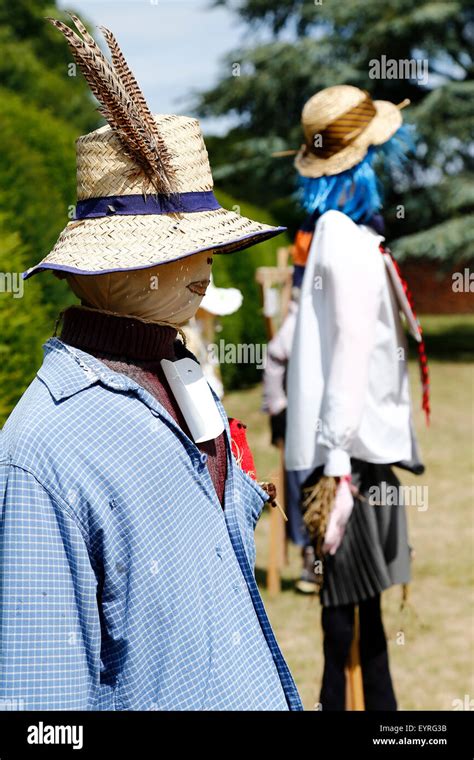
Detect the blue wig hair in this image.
<box><xmin>296</xmin><ymin>124</ymin><xmax>415</xmax><ymax>223</ymax></box>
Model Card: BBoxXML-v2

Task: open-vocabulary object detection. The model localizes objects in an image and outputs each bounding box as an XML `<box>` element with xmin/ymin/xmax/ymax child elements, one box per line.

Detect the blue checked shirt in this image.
<box><xmin>0</xmin><ymin>338</ymin><xmax>302</xmax><ymax>711</ymax></box>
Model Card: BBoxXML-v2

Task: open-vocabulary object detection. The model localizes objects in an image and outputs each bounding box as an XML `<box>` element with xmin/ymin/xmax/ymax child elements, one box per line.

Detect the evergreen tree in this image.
<box><xmin>0</xmin><ymin>1</ymin><xmax>100</xmax><ymax>420</ymax></box>
<box><xmin>0</xmin><ymin>214</ymin><xmax>48</xmax><ymax>421</ymax></box>
<box><xmin>199</xmin><ymin>0</ymin><xmax>474</xmax><ymax>263</ymax></box>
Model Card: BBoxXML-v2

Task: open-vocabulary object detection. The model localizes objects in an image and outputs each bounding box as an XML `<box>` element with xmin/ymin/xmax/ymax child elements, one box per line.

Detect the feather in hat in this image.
<box><xmin>47</xmin><ymin>13</ymin><xmax>176</xmax><ymax>196</ymax></box>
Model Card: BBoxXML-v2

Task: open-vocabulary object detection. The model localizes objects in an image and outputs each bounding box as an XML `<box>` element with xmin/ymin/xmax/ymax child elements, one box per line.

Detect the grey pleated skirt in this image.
<box><xmin>303</xmin><ymin>459</ymin><xmax>412</xmax><ymax>608</ymax></box>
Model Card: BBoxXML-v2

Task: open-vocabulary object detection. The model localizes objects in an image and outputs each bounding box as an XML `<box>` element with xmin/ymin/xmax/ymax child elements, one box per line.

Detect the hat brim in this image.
<box><xmin>23</xmin><ymin>207</ymin><xmax>285</xmax><ymax>279</ymax></box>
<box><xmin>294</xmin><ymin>99</ymin><xmax>403</xmax><ymax>179</ymax></box>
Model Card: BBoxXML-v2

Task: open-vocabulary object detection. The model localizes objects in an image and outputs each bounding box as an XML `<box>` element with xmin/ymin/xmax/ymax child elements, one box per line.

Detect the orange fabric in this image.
<box><xmin>292</xmin><ymin>230</ymin><xmax>314</xmax><ymax>266</ymax></box>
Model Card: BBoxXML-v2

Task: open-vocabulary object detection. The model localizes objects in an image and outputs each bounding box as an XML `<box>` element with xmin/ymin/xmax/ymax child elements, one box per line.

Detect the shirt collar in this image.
<box><xmin>37</xmin><ymin>338</ymin><xmax>232</xmax><ymax>446</ymax></box>
<box><xmin>37</xmin><ymin>338</ymin><xmax>142</xmax><ymax>402</ymax></box>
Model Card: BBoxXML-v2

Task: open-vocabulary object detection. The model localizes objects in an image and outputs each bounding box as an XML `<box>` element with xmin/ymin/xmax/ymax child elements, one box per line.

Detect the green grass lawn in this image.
<box><xmin>224</xmin><ymin>359</ymin><xmax>474</xmax><ymax>710</ymax></box>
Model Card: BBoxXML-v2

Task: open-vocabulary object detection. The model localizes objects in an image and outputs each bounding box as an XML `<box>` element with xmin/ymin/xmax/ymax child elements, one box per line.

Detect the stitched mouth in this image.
<box><xmin>187</xmin><ymin>280</ymin><xmax>209</xmax><ymax>296</ymax></box>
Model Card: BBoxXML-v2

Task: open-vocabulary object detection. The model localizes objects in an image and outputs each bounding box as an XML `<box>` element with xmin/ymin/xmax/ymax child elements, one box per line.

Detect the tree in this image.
<box><xmin>0</xmin><ymin>1</ymin><xmax>99</xmax><ymax>308</ymax></box>
<box><xmin>198</xmin><ymin>0</ymin><xmax>474</xmax><ymax>263</ymax></box>
<box><xmin>0</xmin><ymin>1</ymin><xmax>100</xmax><ymax>419</ymax></box>
<box><xmin>213</xmin><ymin>189</ymin><xmax>291</xmax><ymax>389</ymax></box>
<box><xmin>0</xmin><ymin>215</ymin><xmax>48</xmax><ymax>422</ymax></box>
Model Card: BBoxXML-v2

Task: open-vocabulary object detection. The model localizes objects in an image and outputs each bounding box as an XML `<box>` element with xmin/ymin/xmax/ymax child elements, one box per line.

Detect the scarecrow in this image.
<box><xmin>0</xmin><ymin>16</ymin><xmax>302</xmax><ymax>712</ymax></box>
<box><xmin>283</xmin><ymin>85</ymin><xmax>429</xmax><ymax>710</ymax></box>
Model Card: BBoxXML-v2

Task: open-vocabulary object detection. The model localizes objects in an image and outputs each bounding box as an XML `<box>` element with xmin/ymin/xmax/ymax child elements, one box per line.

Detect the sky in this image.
<box><xmin>57</xmin><ymin>0</ymin><xmax>247</xmax><ymax>134</ymax></box>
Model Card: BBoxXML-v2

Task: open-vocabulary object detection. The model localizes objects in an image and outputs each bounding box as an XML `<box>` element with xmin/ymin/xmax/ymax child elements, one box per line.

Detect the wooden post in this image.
<box><xmin>266</xmin><ymin>441</ymin><xmax>287</xmax><ymax>596</ymax></box>
<box><xmin>266</xmin><ymin>479</ymin><xmax>283</xmax><ymax>595</ymax></box>
<box><xmin>345</xmin><ymin>605</ymin><xmax>365</xmax><ymax>710</ymax></box>
<box><xmin>255</xmin><ymin>252</ymin><xmax>292</xmax><ymax>595</ymax></box>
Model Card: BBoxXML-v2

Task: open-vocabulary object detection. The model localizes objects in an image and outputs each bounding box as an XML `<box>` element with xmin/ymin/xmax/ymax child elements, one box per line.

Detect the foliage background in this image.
<box><xmin>0</xmin><ymin>0</ymin><xmax>97</xmax><ymax>419</ymax></box>
<box><xmin>0</xmin><ymin>0</ymin><xmax>473</xmax><ymax>421</ymax></box>
<box><xmin>200</xmin><ymin>0</ymin><xmax>474</xmax><ymax>263</ymax></box>
<box><xmin>0</xmin><ymin>0</ymin><xmax>290</xmax><ymax>419</ymax></box>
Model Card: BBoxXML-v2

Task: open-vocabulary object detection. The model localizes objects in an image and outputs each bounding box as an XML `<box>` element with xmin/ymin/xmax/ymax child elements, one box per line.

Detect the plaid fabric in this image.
<box><xmin>0</xmin><ymin>338</ymin><xmax>302</xmax><ymax>711</ymax></box>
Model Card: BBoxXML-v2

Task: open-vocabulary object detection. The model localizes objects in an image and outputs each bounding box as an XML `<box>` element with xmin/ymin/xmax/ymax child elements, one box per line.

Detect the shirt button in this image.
<box><xmin>216</xmin><ymin>546</ymin><xmax>223</xmax><ymax>559</ymax></box>
<box><xmin>199</xmin><ymin>453</ymin><xmax>208</xmax><ymax>465</ymax></box>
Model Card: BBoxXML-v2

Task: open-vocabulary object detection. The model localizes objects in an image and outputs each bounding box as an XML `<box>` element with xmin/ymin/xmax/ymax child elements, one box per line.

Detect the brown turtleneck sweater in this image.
<box><xmin>60</xmin><ymin>306</ymin><xmax>228</xmax><ymax>506</ymax></box>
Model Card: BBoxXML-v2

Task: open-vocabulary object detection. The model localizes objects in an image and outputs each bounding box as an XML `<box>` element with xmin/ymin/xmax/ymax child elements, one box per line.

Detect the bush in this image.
<box><xmin>212</xmin><ymin>189</ymin><xmax>291</xmax><ymax>389</ymax></box>
<box><xmin>0</xmin><ymin>216</ymin><xmax>51</xmax><ymax>422</ymax></box>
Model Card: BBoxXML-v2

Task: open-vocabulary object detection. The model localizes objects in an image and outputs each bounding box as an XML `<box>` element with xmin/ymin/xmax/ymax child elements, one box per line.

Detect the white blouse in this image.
<box><xmin>285</xmin><ymin>210</ymin><xmax>422</xmax><ymax>476</ymax></box>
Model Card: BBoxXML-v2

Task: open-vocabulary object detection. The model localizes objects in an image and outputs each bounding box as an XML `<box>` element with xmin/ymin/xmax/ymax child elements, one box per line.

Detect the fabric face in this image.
<box><xmin>66</xmin><ymin>251</ymin><xmax>213</xmax><ymax>325</ymax></box>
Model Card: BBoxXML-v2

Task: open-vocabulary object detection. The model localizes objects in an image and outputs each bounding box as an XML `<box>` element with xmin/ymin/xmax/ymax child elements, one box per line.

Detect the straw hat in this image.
<box><xmin>24</xmin><ymin>16</ymin><xmax>283</xmax><ymax>280</ymax></box>
<box><xmin>293</xmin><ymin>85</ymin><xmax>409</xmax><ymax>178</ymax></box>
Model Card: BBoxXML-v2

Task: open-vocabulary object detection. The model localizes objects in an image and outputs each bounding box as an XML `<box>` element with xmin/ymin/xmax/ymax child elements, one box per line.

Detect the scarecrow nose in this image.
<box><xmin>187</xmin><ymin>280</ymin><xmax>210</xmax><ymax>296</ymax></box>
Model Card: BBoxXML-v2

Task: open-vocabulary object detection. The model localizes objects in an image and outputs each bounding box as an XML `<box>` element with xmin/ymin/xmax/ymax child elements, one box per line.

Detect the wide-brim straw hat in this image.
<box><xmin>23</xmin><ymin>15</ymin><xmax>284</xmax><ymax>280</ymax></box>
<box><xmin>292</xmin><ymin>85</ymin><xmax>409</xmax><ymax>178</ymax></box>
<box><xmin>23</xmin><ymin>115</ymin><xmax>284</xmax><ymax>280</ymax></box>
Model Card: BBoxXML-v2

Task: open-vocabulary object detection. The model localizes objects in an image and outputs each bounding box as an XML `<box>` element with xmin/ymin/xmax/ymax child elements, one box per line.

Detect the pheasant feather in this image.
<box><xmin>99</xmin><ymin>25</ymin><xmax>176</xmax><ymax>189</ymax></box>
<box><xmin>48</xmin><ymin>15</ymin><xmax>176</xmax><ymax>195</ymax></box>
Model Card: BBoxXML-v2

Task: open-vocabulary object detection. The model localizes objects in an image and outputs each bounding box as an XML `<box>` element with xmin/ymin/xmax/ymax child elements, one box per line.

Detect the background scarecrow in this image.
<box><xmin>284</xmin><ymin>85</ymin><xmax>428</xmax><ymax>710</ymax></box>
